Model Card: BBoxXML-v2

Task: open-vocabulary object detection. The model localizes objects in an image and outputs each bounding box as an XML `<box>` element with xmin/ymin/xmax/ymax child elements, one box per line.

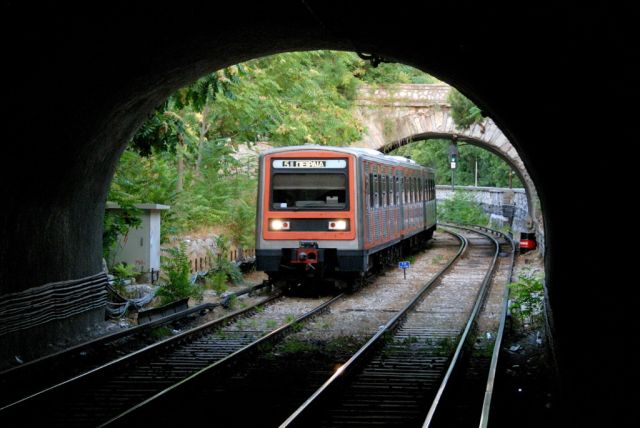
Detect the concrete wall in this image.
<box><xmin>436</xmin><ymin>185</ymin><xmax>531</xmax><ymax>236</ymax></box>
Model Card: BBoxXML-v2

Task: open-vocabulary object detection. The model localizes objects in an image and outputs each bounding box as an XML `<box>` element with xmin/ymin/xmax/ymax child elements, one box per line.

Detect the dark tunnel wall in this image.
<box><xmin>0</xmin><ymin>2</ymin><xmax>634</xmax><ymax>426</ymax></box>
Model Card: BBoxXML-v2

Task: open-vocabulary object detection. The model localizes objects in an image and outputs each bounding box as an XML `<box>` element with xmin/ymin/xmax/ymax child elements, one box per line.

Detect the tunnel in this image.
<box><xmin>0</xmin><ymin>3</ymin><xmax>633</xmax><ymax>426</ymax></box>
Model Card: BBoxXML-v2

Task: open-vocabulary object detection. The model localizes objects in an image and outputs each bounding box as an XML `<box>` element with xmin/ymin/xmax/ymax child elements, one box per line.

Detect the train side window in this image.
<box><xmin>401</xmin><ymin>177</ymin><xmax>406</xmax><ymax>204</ymax></box>
<box><xmin>410</xmin><ymin>177</ymin><xmax>414</xmax><ymax>203</ymax></box>
<box><xmin>412</xmin><ymin>177</ymin><xmax>416</xmax><ymax>203</ymax></box>
<box><xmin>430</xmin><ymin>178</ymin><xmax>434</xmax><ymax>200</ymax></box>
<box><xmin>386</xmin><ymin>176</ymin><xmax>391</xmax><ymax>206</ymax></box>
<box><xmin>381</xmin><ymin>174</ymin><xmax>387</xmax><ymax>207</ymax></box>
<box><xmin>394</xmin><ymin>176</ymin><xmax>399</xmax><ymax>205</ymax></box>
<box><xmin>388</xmin><ymin>176</ymin><xmax>393</xmax><ymax>206</ymax></box>
<box><xmin>369</xmin><ymin>173</ymin><xmax>374</xmax><ymax>208</ymax></box>
<box><xmin>404</xmin><ymin>176</ymin><xmax>408</xmax><ymax>204</ymax></box>
<box><xmin>374</xmin><ymin>174</ymin><xmax>379</xmax><ymax>208</ymax></box>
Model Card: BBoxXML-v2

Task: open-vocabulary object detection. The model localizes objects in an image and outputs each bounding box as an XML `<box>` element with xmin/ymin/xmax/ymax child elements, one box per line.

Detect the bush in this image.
<box><xmin>111</xmin><ymin>262</ymin><xmax>138</xmax><ymax>294</ymax></box>
<box><xmin>438</xmin><ymin>191</ymin><xmax>489</xmax><ymax>226</ymax></box>
<box><xmin>207</xmin><ymin>270</ymin><xmax>229</xmax><ymax>295</ymax></box>
<box><xmin>508</xmin><ymin>268</ymin><xmax>545</xmax><ymax>328</ymax></box>
<box><xmin>208</xmin><ymin>235</ymin><xmax>243</xmax><ymax>284</ymax></box>
<box><xmin>157</xmin><ymin>242</ymin><xmax>203</xmax><ymax>305</ymax></box>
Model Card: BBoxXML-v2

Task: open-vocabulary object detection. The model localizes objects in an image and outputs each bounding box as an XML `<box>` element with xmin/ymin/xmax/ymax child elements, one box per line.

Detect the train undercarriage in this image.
<box><xmin>262</xmin><ymin>228</ymin><xmax>435</xmax><ymax>293</ymax></box>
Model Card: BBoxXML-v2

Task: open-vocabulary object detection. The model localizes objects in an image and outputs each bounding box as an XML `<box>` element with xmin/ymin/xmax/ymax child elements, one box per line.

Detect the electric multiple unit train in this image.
<box><xmin>255</xmin><ymin>145</ymin><xmax>436</xmax><ymax>289</ymax></box>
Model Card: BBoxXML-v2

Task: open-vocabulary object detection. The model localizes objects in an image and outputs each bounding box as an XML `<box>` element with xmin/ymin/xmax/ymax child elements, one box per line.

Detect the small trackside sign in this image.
<box><xmin>399</xmin><ymin>260</ymin><xmax>410</xmax><ymax>279</ymax></box>
<box><xmin>273</xmin><ymin>159</ymin><xmax>347</xmax><ymax>169</ymax></box>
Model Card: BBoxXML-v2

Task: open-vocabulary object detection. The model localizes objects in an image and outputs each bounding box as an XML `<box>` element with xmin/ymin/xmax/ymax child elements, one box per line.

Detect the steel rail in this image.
<box><xmin>279</xmin><ymin>229</ymin><xmax>467</xmax><ymax>427</ymax></box>
<box><xmin>478</xmin><ymin>229</ymin><xmax>515</xmax><ymax>428</ymax></box>
<box><xmin>0</xmin><ymin>279</ymin><xmax>271</xmax><ymax>395</ymax></box>
<box><xmin>0</xmin><ymin>287</ymin><xmax>282</xmax><ymax>416</ymax></box>
<box><xmin>421</xmin><ymin>224</ymin><xmax>500</xmax><ymax>427</ymax></box>
<box><xmin>100</xmin><ymin>293</ymin><xmax>345</xmax><ymax>426</ymax></box>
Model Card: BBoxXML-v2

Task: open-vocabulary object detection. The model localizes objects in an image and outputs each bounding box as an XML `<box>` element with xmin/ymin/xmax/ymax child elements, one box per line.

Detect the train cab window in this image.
<box><xmin>272</xmin><ymin>173</ymin><xmax>346</xmax><ymax>210</ymax></box>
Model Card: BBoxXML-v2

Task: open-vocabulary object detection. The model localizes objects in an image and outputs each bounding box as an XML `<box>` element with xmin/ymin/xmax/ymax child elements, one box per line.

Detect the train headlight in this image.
<box><xmin>270</xmin><ymin>219</ymin><xmax>290</xmax><ymax>230</ymax></box>
<box><xmin>328</xmin><ymin>219</ymin><xmax>348</xmax><ymax>230</ymax></box>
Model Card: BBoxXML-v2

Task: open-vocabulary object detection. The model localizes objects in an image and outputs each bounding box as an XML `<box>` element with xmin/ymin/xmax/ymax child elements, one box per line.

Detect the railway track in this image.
<box><xmin>77</xmin><ymin>230</ymin><xmax>462</xmax><ymax>427</ymax></box>
<box><xmin>280</xmin><ymin>225</ymin><xmax>513</xmax><ymax>427</ymax></box>
<box><xmin>427</xmin><ymin>227</ymin><xmax>515</xmax><ymax>428</ymax></box>
<box><xmin>0</xmin><ymin>281</ymin><xmax>271</xmax><ymax>408</ymax></box>
<box><xmin>0</xmin><ymin>287</ymin><xmax>339</xmax><ymax>427</ymax></box>
<box><xmin>0</xmin><ymin>227</ymin><xmax>513</xmax><ymax>427</ymax></box>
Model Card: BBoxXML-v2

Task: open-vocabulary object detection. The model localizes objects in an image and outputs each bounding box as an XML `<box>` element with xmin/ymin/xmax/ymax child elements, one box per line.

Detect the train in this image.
<box><xmin>255</xmin><ymin>145</ymin><xmax>436</xmax><ymax>290</ymax></box>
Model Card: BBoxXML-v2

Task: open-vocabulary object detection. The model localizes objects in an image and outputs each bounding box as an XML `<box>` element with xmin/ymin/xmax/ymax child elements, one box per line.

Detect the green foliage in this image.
<box><xmin>112</xmin><ymin>262</ymin><xmax>137</xmax><ymax>282</ymax></box>
<box><xmin>209</xmin><ymin>235</ymin><xmax>243</xmax><ymax>284</ymax></box>
<box><xmin>110</xmin><ymin>262</ymin><xmax>138</xmax><ymax>296</ymax></box>
<box><xmin>279</xmin><ymin>338</ymin><xmax>318</xmax><ymax>354</ymax></box>
<box><xmin>106</xmin><ymin>50</ymin><xmax>444</xmax><ymax>249</ymax></box>
<box><xmin>448</xmin><ymin>87</ymin><xmax>485</xmax><ymax>129</ymax></box>
<box><xmin>150</xmin><ymin>326</ymin><xmax>172</xmax><ymax>340</ymax></box>
<box><xmin>207</xmin><ymin>270</ymin><xmax>228</xmax><ymax>295</ymax></box>
<box><xmin>509</xmin><ymin>268</ymin><xmax>545</xmax><ymax>327</ymax></box>
<box><xmin>354</xmin><ymin>60</ymin><xmax>438</xmax><ymax>84</ymax></box>
<box><xmin>223</xmin><ymin>294</ymin><xmax>237</xmax><ymax>309</ymax></box>
<box><xmin>438</xmin><ymin>191</ymin><xmax>489</xmax><ymax>226</ymax></box>
<box><xmin>102</xmin><ymin>203</ymin><xmax>141</xmax><ymax>267</ymax></box>
<box><xmin>265</xmin><ymin>319</ymin><xmax>278</xmax><ymax>330</ymax></box>
<box><xmin>157</xmin><ymin>242</ymin><xmax>203</xmax><ymax>305</ymax></box>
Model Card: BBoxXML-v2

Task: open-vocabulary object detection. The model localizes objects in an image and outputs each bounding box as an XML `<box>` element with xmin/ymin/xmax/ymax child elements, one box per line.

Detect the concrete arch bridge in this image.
<box><xmin>353</xmin><ymin>83</ymin><xmax>542</xmax><ymax>237</ymax></box>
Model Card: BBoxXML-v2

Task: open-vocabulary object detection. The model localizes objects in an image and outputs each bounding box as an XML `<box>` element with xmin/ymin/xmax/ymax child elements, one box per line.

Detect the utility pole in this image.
<box><xmin>475</xmin><ymin>156</ymin><xmax>478</xmax><ymax>187</ymax></box>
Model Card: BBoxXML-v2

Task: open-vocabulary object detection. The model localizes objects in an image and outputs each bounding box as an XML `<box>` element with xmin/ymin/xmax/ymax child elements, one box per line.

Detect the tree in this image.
<box><xmin>448</xmin><ymin>88</ymin><xmax>485</xmax><ymax>130</ymax></box>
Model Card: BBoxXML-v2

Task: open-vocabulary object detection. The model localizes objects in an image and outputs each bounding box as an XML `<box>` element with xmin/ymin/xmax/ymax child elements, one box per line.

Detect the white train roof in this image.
<box><xmin>261</xmin><ymin>144</ymin><xmax>425</xmax><ymax>168</ymax></box>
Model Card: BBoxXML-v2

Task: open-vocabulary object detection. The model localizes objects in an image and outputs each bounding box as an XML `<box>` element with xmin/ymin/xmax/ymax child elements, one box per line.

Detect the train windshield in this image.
<box><xmin>272</xmin><ymin>173</ymin><xmax>347</xmax><ymax>210</ymax></box>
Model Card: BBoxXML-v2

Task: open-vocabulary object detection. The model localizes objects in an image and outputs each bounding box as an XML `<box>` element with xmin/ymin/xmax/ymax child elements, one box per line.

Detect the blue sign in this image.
<box><xmin>399</xmin><ymin>261</ymin><xmax>410</xmax><ymax>269</ymax></box>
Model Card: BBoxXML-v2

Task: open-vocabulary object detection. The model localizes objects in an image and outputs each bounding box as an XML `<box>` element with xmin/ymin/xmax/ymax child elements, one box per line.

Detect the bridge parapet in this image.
<box><xmin>356</xmin><ymin>83</ymin><xmax>451</xmax><ymax>107</ymax></box>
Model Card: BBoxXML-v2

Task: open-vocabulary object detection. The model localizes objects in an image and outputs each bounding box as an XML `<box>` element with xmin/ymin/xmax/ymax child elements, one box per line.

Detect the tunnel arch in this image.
<box><xmin>383</xmin><ymin>133</ymin><xmax>541</xmax><ymax>233</ymax></box>
<box><xmin>0</xmin><ymin>3</ymin><xmax>631</xmax><ymax>425</ymax></box>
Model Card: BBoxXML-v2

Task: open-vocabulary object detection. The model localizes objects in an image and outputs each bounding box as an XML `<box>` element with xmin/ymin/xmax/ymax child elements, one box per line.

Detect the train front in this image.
<box><xmin>255</xmin><ymin>148</ymin><xmax>360</xmax><ymax>288</ymax></box>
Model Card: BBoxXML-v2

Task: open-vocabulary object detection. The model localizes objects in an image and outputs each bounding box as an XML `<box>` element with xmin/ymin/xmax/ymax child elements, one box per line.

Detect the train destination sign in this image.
<box><xmin>273</xmin><ymin>159</ymin><xmax>347</xmax><ymax>169</ymax></box>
